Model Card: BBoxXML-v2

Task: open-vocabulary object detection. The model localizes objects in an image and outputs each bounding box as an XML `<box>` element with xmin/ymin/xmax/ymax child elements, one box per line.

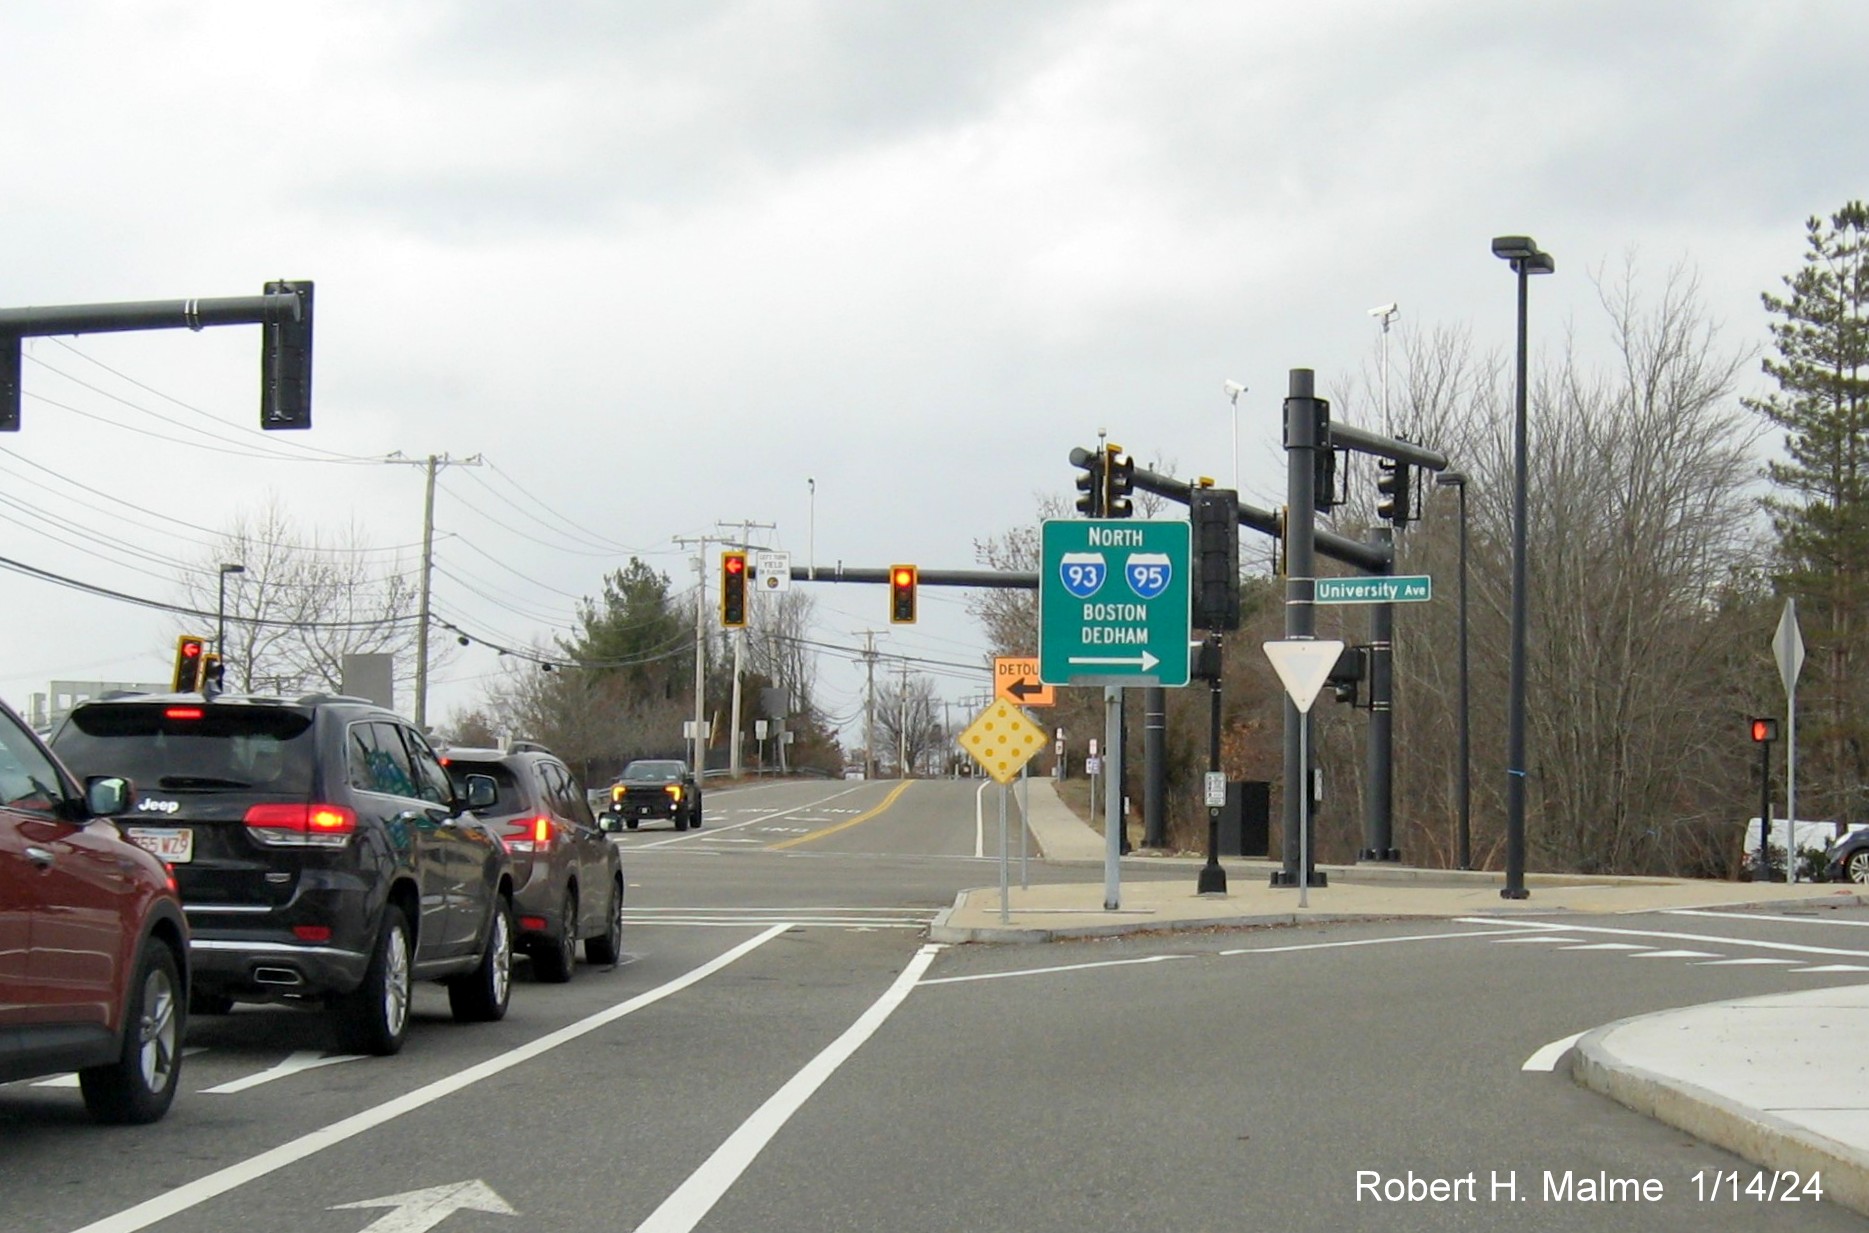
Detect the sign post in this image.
<box><xmin>1263</xmin><ymin>639</ymin><xmax>1345</xmax><ymax>908</ymax></box>
<box><xmin>1774</xmin><ymin>599</ymin><xmax>1806</xmax><ymax>884</ymax></box>
<box><xmin>955</xmin><ymin>701</ymin><xmax>1048</xmax><ymax>921</ymax></box>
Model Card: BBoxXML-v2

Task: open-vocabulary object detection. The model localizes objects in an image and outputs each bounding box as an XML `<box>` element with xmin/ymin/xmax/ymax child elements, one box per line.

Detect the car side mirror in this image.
<box><xmin>460</xmin><ymin>773</ymin><xmax>498</xmax><ymax>812</ymax></box>
<box><xmin>85</xmin><ymin>776</ymin><xmax>134</xmax><ymax>817</ymax></box>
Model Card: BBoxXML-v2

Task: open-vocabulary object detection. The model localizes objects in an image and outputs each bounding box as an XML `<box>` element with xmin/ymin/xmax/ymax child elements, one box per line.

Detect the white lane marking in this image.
<box><xmin>922</xmin><ymin>953</ymin><xmax>1193</xmax><ymax>986</ymax></box>
<box><xmin>31</xmin><ymin>1047</ymin><xmax>207</xmax><ymax>1089</ymax></box>
<box><xmin>1630</xmin><ymin>949</ymin><xmax>1722</xmax><ymax>959</ymax></box>
<box><xmin>1556</xmin><ymin>943</ymin><xmax>1649</xmax><ymax>951</ymax></box>
<box><xmin>637</xmin><ymin>784</ymin><xmax>874</xmax><ymax>850</ymax></box>
<box><xmin>974</xmin><ymin>777</ymin><xmax>990</xmax><ymax>860</ymax></box>
<box><xmin>1488</xmin><ymin>936</ymin><xmax>1586</xmax><ymax>944</ymax></box>
<box><xmin>1664</xmin><ymin>909</ymin><xmax>1869</xmax><ymax>928</ymax></box>
<box><xmin>330</xmin><ymin>1179</ymin><xmax>515</xmax><ymax>1231</ymax></box>
<box><xmin>634</xmin><ymin>943</ymin><xmax>945</xmax><ymax>1233</ymax></box>
<box><xmin>1793</xmin><ymin>963</ymin><xmax>1869</xmax><ymax>973</ymax></box>
<box><xmin>201</xmin><ymin>1050</ymin><xmax>366</xmax><ymax>1095</ymax></box>
<box><xmin>1693</xmin><ymin>957</ymin><xmax>1801</xmax><ymax>966</ymax></box>
<box><xmin>1522</xmin><ymin>1031</ymin><xmax>1586</xmax><ymax>1072</ymax></box>
<box><xmin>68</xmin><ymin>925</ymin><xmax>792</xmax><ymax>1233</ymax></box>
<box><xmin>1455</xmin><ymin>917</ymin><xmax>1869</xmax><ymax>960</ymax></box>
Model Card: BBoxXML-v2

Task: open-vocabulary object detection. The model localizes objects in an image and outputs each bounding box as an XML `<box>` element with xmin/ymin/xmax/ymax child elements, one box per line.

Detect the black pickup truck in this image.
<box><xmin>600</xmin><ymin>759</ymin><xmax>703</xmax><ymax>831</ymax></box>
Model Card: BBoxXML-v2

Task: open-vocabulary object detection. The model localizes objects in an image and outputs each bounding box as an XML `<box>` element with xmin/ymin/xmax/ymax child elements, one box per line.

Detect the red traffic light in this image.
<box><xmin>889</xmin><ymin>565</ymin><xmax>918</xmax><ymax>623</ymax></box>
<box><xmin>182</xmin><ymin>641</ymin><xmax>202</xmax><ymax>659</ymax></box>
<box><xmin>720</xmin><ymin>551</ymin><xmax>748</xmax><ymax>628</ymax></box>
<box><xmin>1750</xmin><ymin>717</ymin><xmax>1779</xmax><ymax>743</ymax></box>
<box><xmin>725</xmin><ymin>555</ymin><xmax>745</xmax><ymax>575</ymax></box>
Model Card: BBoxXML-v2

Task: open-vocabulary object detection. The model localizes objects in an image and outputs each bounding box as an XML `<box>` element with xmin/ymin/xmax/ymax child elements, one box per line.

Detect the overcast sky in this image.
<box><xmin>2</xmin><ymin>1</ymin><xmax>1864</xmax><ymax>747</ymax></box>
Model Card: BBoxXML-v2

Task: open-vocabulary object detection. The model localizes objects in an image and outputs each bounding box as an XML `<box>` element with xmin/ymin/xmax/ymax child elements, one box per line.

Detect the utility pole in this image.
<box><xmin>857</xmin><ymin>630</ymin><xmax>879</xmax><ymax>780</ymax></box>
<box><xmin>897</xmin><ymin>661</ymin><xmax>910</xmax><ymax>777</ymax></box>
<box><xmin>386</xmin><ymin>452</ymin><xmax>482</xmax><ymax>730</ymax></box>
<box><xmin>718</xmin><ymin>518</ymin><xmax>775</xmax><ymax>779</ymax></box>
<box><xmin>674</xmin><ymin>534</ymin><xmax>719</xmax><ymax>777</ymax></box>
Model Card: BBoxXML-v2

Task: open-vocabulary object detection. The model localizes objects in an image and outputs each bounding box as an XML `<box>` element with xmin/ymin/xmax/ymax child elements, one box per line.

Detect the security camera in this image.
<box><xmin>1368</xmin><ymin>303</ymin><xmax>1398</xmax><ymax>318</ymax></box>
<box><xmin>1223</xmin><ymin>380</ymin><xmax>1246</xmax><ymax>399</ymax></box>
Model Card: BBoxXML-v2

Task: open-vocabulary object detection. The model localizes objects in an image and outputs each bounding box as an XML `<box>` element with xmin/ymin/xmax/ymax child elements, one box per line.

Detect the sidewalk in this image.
<box><xmin>940</xmin><ymin>778</ymin><xmax>1869</xmax><ymax>1218</ymax></box>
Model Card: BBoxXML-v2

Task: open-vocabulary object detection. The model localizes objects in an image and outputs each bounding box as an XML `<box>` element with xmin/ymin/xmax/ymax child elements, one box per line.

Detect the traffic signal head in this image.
<box><xmin>1375</xmin><ymin>456</ymin><xmax>1412</xmax><ymax>524</ymax></box>
<box><xmin>260</xmin><ymin>280</ymin><xmax>314</xmax><ymax>430</ymax></box>
<box><xmin>1104</xmin><ymin>446</ymin><xmax>1135</xmax><ymax>518</ymax></box>
<box><xmin>720</xmin><ymin>551</ymin><xmax>748</xmax><ymax>628</ymax></box>
<box><xmin>1750</xmin><ymin>717</ymin><xmax>1780</xmax><ymax>743</ymax></box>
<box><xmin>199</xmin><ymin>651</ymin><xmax>225</xmax><ymax>694</ymax></box>
<box><xmin>172</xmin><ymin>635</ymin><xmax>208</xmax><ymax>692</ymax></box>
<box><xmin>889</xmin><ymin>564</ymin><xmax>918</xmax><ymax>624</ymax></box>
<box><xmin>1074</xmin><ymin>450</ymin><xmax>1105</xmax><ymax>517</ymax></box>
<box><xmin>1190</xmin><ymin>487</ymin><xmax>1241</xmax><ymax>631</ymax></box>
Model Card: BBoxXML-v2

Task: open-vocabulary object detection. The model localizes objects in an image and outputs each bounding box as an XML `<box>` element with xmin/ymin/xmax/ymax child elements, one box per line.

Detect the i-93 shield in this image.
<box><xmin>1060</xmin><ymin>552</ymin><xmax>1106</xmax><ymax>598</ymax></box>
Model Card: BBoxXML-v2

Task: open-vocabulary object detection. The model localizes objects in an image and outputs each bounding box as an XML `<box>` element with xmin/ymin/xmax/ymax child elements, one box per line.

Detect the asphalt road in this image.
<box><xmin>6</xmin><ymin>778</ymin><xmax>1867</xmax><ymax>1232</ymax></box>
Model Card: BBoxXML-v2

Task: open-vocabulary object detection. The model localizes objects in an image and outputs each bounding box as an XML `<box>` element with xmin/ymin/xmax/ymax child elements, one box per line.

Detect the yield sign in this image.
<box><xmin>993</xmin><ymin>656</ymin><xmax>1054</xmax><ymax>707</ymax></box>
<box><xmin>1774</xmin><ymin>598</ymin><xmax>1805</xmax><ymax>694</ymax></box>
<box><xmin>1263</xmin><ymin>639</ymin><xmax>1345</xmax><ymax>714</ymax></box>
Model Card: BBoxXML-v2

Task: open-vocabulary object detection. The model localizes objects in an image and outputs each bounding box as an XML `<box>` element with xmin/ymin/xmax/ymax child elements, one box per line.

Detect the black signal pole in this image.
<box><xmin>1758</xmin><ymin>732</ymin><xmax>1774</xmax><ymax>882</ymax></box>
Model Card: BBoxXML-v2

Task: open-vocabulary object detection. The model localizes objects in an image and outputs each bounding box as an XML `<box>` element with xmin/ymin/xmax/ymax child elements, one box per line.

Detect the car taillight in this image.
<box><xmin>665</xmin><ymin>784</ymin><xmax>683</xmax><ymax>802</ymax></box>
<box><xmin>293</xmin><ymin>925</ymin><xmax>332</xmax><ymax>943</ymax></box>
<box><xmin>503</xmin><ymin>814</ymin><xmax>554</xmax><ymax>853</ymax></box>
<box><xmin>244</xmin><ymin>803</ymin><xmax>357</xmax><ymax>849</ymax></box>
<box><xmin>165</xmin><ymin>707</ymin><xmax>204</xmax><ymax>720</ymax></box>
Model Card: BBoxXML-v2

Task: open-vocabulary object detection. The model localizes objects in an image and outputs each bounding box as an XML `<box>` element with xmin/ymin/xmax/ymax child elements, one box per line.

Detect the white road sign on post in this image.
<box><xmin>1263</xmin><ymin>639</ymin><xmax>1344</xmax><ymax>908</ymax></box>
<box><xmin>1774</xmin><ymin>599</ymin><xmax>1805</xmax><ymax>885</ymax></box>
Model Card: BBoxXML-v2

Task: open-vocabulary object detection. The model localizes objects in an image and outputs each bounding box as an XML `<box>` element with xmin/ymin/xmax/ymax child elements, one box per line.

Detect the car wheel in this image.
<box><xmin>1847</xmin><ymin>850</ymin><xmax>1869</xmax><ymax>884</ymax></box>
<box><xmin>336</xmin><ymin>904</ymin><xmax>413</xmax><ymax>1056</ymax></box>
<box><xmin>671</xmin><ymin>812</ymin><xmax>687</xmax><ymax>831</ymax></box>
<box><xmin>532</xmin><ymin>888</ymin><xmax>577</xmax><ymax>984</ymax></box>
<box><xmin>688</xmin><ymin>804</ymin><xmax>703</xmax><ymax>829</ymax></box>
<box><xmin>585</xmin><ymin>878</ymin><xmax>624</xmax><ymax>966</ymax></box>
<box><xmin>79</xmin><ymin>940</ymin><xmax>184</xmax><ymax>1124</ymax></box>
<box><xmin>449</xmin><ymin>898</ymin><xmax>513</xmax><ymax>1022</ymax></box>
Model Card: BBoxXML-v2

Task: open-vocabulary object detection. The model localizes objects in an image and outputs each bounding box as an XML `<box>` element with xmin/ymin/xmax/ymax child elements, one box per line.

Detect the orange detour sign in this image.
<box><xmin>993</xmin><ymin>656</ymin><xmax>1055</xmax><ymax>708</ymax></box>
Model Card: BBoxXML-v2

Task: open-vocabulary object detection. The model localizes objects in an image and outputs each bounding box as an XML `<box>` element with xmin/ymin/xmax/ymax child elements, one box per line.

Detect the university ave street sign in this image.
<box><xmin>1314</xmin><ymin>574</ymin><xmax>1433</xmax><ymax>604</ymax></box>
<box><xmin>1039</xmin><ymin>518</ymin><xmax>1191</xmax><ymax>687</ymax></box>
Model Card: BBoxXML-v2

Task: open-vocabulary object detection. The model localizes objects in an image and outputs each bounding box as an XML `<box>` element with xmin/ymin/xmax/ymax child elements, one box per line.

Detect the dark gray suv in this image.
<box><xmin>438</xmin><ymin>744</ymin><xmax>623</xmax><ymax>982</ymax></box>
<box><xmin>51</xmin><ymin>693</ymin><xmax>514</xmax><ymax>1056</ymax></box>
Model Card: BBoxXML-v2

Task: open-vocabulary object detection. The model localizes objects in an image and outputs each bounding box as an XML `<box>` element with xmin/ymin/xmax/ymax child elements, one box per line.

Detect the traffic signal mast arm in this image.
<box><xmin>0</xmin><ymin>290</ymin><xmax>303</xmax><ymax>337</ymax></box>
<box><xmin>1070</xmin><ymin>446</ymin><xmax>1391</xmax><ymax>574</ymax></box>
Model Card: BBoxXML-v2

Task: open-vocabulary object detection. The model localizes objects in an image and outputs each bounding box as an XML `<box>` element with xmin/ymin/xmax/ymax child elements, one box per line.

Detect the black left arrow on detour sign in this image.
<box><xmin>994</xmin><ymin>656</ymin><xmax>1055</xmax><ymax>707</ymax></box>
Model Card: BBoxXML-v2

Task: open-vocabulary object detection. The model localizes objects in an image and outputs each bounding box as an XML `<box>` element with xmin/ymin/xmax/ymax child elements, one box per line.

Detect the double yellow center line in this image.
<box><xmin>766</xmin><ymin>780</ymin><xmax>915</xmax><ymax>850</ymax></box>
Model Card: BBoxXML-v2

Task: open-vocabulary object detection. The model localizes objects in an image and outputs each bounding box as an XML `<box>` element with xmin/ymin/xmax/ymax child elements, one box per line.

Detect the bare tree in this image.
<box><xmin>183</xmin><ymin>498</ymin><xmax>436</xmax><ymax>700</ymax></box>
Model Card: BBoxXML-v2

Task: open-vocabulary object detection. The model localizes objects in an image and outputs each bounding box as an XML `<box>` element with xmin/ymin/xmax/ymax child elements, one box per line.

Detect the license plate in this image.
<box><xmin>126</xmin><ymin>826</ymin><xmax>193</xmax><ymax>864</ymax></box>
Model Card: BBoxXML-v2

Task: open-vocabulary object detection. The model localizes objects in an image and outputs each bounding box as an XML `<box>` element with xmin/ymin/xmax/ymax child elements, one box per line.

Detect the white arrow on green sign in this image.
<box><xmin>1314</xmin><ymin>574</ymin><xmax>1432</xmax><ymax>604</ymax></box>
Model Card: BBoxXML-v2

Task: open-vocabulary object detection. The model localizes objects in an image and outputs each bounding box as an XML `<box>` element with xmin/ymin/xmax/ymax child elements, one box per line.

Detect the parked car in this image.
<box><xmin>0</xmin><ymin>698</ymin><xmax>188</xmax><ymax>1123</ymax></box>
<box><xmin>600</xmin><ymin>759</ymin><xmax>702</xmax><ymax>831</ymax></box>
<box><xmin>51</xmin><ymin>692</ymin><xmax>513</xmax><ymax>1056</ymax></box>
<box><xmin>1823</xmin><ymin>826</ymin><xmax>1869</xmax><ymax>884</ymax></box>
<box><xmin>437</xmin><ymin>744</ymin><xmax>623</xmax><ymax>981</ymax></box>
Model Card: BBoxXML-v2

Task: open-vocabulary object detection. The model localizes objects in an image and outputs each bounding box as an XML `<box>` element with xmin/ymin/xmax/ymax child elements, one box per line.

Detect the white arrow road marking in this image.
<box><xmin>634</xmin><ymin>943</ymin><xmax>944</xmax><ymax>1233</ymax></box>
<box><xmin>67</xmin><ymin>925</ymin><xmax>790</xmax><ymax>1233</ymax></box>
<box><xmin>1067</xmin><ymin>651</ymin><xmax>1160</xmax><ymax>670</ymax></box>
<box><xmin>331</xmin><ymin>1180</ymin><xmax>515</xmax><ymax>1232</ymax></box>
<box><xmin>32</xmin><ymin>1047</ymin><xmax>207</xmax><ymax>1088</ymax></box>
<box><xmin>201</xmin><ymin>1050</ymin><xmax>366</xmax><ymax>1094</ymax></box>
<box><xmin>1456</xmin><ymin>916</ymin><xmax>1869</xmax><ymax>961</ymax></box>
<box><xmin>1522</xmin><ymin>1031</ymin><xmax>1587</xmax><ymax>1072</ymax></box>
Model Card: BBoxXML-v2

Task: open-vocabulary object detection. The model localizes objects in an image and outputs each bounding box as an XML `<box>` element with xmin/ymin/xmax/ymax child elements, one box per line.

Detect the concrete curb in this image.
<box><xmin>1573</xmin><ymin>1009</ymin><xmax>1869</xmax><ymax>1218</ymax></box>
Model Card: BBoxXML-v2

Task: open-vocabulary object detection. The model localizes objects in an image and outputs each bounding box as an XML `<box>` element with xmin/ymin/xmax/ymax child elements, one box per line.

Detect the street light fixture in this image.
<box><xmin>217</xmin><ymin>562</ymin><xmax>246</xmax><ymax>682</ymax></box>
<box><xmin>1492</xmin><ymin>234</ymin><xmax>1554</xmax><ymax>899</ymax></box>
<box><xmin>1222</xmin><ymin>380</ymin><xmax>1246</xmax><ymax>491</ymax></box>
<box><xmin>1434</xmin><ymin>470</ymin><xmax>1470</xmax><ymax>870</ymax></box>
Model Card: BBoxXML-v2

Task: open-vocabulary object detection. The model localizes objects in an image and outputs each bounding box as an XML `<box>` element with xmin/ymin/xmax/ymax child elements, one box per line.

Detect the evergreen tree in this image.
<box><xmin>1750</xmin><ymin>202</ymin><xmax>1869</xmax><ymax>820</ymax></box>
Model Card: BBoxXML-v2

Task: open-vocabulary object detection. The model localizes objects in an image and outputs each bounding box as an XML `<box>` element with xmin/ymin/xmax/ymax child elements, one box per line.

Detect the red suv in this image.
<box><xmin>0</xmin><ymin>699</ymin><xmax>188</xmax><ymax>1123</ymax></box>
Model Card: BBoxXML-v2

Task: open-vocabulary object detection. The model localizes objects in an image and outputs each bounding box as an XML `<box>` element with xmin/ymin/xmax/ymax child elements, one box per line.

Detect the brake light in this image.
<box><xmin>244</xmin><ymin>803</ymin><xmax>357</xmax><ymax>849</ymax></box>
<box><xmin>503</xmin><ymin>814</ymin><xmax>554</xmax><ymax>853</ymax></box>
<box><xmin>164</xmin><ymin>707</ymin><xmax>204</xmax><ymax>720</ymax></box>
<box><xmin>293</xmin><ymin>925</ymin><xmax>332</xmax><ymax>943</ymax></box>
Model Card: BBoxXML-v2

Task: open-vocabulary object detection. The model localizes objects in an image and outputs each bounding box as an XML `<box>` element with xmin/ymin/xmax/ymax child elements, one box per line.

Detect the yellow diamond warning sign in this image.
<box><xmin>956</xmin><ymin>701</ymin><xmax>1046</xmax><ymax>785</ymax></box>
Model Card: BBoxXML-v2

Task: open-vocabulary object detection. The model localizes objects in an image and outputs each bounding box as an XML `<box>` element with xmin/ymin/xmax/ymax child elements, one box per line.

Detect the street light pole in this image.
<box><xmin>1435</xmin><ymin>471</ymin><xmax>1470</xmax><ymax>869</ymax></box>
<box><xmin>1491</xmin><ymin>236</ymin><xmax>1554</xmax><ymax>900</ymax></box>
<box><xmin>1223</xmin><ymin>380</ymin><xmax>1246</xmax><ymax>491</ymax></box>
